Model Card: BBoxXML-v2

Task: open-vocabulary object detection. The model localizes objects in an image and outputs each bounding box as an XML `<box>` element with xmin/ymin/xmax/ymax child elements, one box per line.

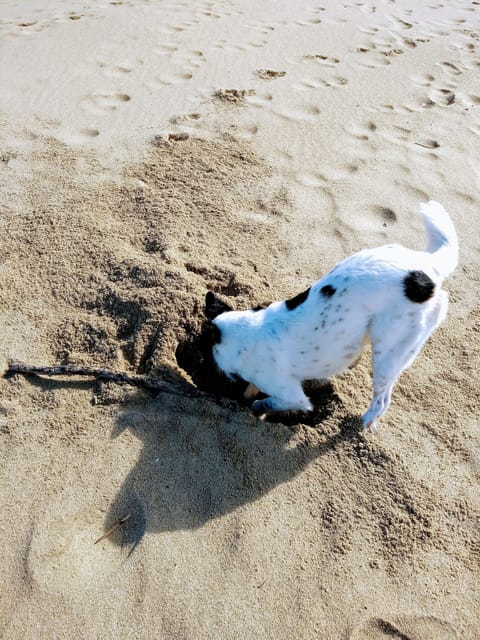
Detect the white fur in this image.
<box><xmin>210</xmin><ymin>202</ymin><xmax>458</xmax><ymax>430</ymax></box>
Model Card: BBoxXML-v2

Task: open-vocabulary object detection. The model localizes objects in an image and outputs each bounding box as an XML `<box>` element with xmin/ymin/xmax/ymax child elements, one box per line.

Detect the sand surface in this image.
<box><xmin>1</xmin><ymin>1</ymin><xmax>479</xmax><ymax>638</ymax></box>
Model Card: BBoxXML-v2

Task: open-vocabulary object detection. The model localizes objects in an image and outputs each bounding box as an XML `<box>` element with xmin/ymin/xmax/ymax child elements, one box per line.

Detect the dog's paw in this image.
<box><xmin>252</xmin><ymin>398</ymin><xmax>271</xmax><ymax>416</ymax></box>
<box><xmin>361</xmin><ymin>411</ymin><xmax>378</xmax><ymax>432</ymax></box>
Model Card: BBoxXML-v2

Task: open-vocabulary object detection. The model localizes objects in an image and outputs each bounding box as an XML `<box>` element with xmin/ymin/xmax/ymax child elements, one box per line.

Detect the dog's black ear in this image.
<box><xmin>202</xmin><ymin>321</ymin><xmax>222</xmax><ymax>346</ymax></box>
<box><xmin>204</xmin><ymin>291</ymin><xmax>233</xmax><ymax>320</ymax></box>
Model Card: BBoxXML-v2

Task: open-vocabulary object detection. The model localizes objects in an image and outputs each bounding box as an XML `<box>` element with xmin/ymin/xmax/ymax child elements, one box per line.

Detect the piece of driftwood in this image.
<box><xmin>5</xmin><ymin>360</ymin><xmax>252</xmax><ymax>412</ymax></box>
<box><xmin>6</xmin><ymin>360</ymin><xmax>191</xmax><ymax>395</ymax></box>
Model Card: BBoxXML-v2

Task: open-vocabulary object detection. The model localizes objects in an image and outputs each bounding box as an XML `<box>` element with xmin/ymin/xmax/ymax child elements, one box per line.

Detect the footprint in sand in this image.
<box><xmin>411</xmin><ymin>73</ymin><xmax>435</xmax><ymax>87</ymax></box>
<box><xmin>438</xmin><ymin>61</ymin><xmax>463</xmax><ymax>77</ymax></box>
<box><xmin>294</xmin><ymin>17</ymin><xmax>323</xmax><ymax>26</ymax></box>
<box><xmin>59</xmin><ymin>128</ymin><xmax>100</xmax><ymax>145</ymax></box>
<box><xmin>347</xmin><ymin>121</ymin><xmax>377</xmax><ymax>144</ymax></box>
<box><xmin>354</xmin><ymin>50</ymin><xmax>392</xmax><ymax>69</ymax></box>
<box><xmin>302</xmin><ymin>54</ymin><xmax>340</xmax><ymax>67</ymax></box>
<box><xmin>344</xmin><ymin>2</ymin><xmax>377</xmax><ymax>15</ymax></box>
<box><xmin>149</xmin><ymin>47</ymin><xmax>205</xmax><ymax>87</ymax></box>
<box><xmin>295</xmin><ymin>172</ymin><xmax>328</xmax><ymax>187</ymax></box>
<box><xmin>293</xmin><ymin>74</ymin><xmax>348</xmax><ymax>91</ymax></box>
<box><xmin>103</xmin><ymin>65</ymin><xmax>133</xmax><ymax>78</ymax></box>
<box><xmin>256</xmin><ymin>69</ymin><xmax>286</xmax><ymax>80</ymax></box>
<box><xmin>391</xmin><ymin>15</ymin><xmax>415</xmax><ymax>30</ymax></box>
<box><xmin>170</xmin><ymin>112</ymin><xmax>201</xmax><ymax>125</ymax></box>
<box><xmin>320</xmin><ymin>75</ymin><xmax>349</xmax><ymax>87</ymax></box>
<box><xmin>153</xmin><ymin>43</ymin><xmax>178</xmax><ymax>56</ymax></box>
<box><xmin>350</xmin><ymin>615</ymin><xmax>458</xmax><ymax>640</ymax></box>
<box><xmin>233</xmin><ymin>38</ymin><xmax>269</xmax><ymax>51</ymax></box>
<box><xmin>307</xmin><ymin>6</ymin><xmax>327</xmax><ymax>14</ymax></box>
<box><xmin>159</xmin><ymin>23</ymin><xmax>186</xmax><ymax>35</ymax></box>
<box><xmin>26</xmin><ymin>505</ymin><xmax>126</xmax><ymax>594</ymax></box>
<box><xmin>469</xmin><ymin>122</ymin><xmax>480</xmax><ymax>136</ymax></box>
<box><xmin>293</xmin><ymin>79</ymin><xmax>323</xmax><ymax>90</ymax></box>
<box><xmin>244</xmin><ymin>91</ymin><xmax>273</xmax><ymax>108</ymax></box>
<box><xmin>272</xmin><ymin>103</ymin><xmax>321</xmax><ymax>122</ymax></box>
<box><xmin>371</xmin><ymin>98</ymin><xmax>426</xmax><ymax>114</ymax></box>
<box><xmin>428</xmin><ymin>87</ymin><xmax>456</xmax><ymax>107</ymax></box>
<box><xmin>147</xmin><ymin>70</ymin><xmax>194</xmax><ymax>88</ymax></box>
<box><xmin>236</xmin><ymin>123</ymin><xmax>259</xmax><ymax>140</ymax></box>
<box><xmin>80</xmin><ymin>92</ymin><xmax>131</xmax><ymax>115</ymax></box>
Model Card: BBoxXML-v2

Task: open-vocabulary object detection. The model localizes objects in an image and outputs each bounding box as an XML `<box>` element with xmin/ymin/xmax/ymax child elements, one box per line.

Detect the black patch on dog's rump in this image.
<box><xmin>403</xmin><ymin>270</ymin><xmax>435</xmax><ymax>303</ymax></box>
<box><xmin>204</xmin><ymin>291</ymin><xmax>233</xmax><ymax>320</ymax></box>
<box><xmin>321</xmin><ymin>284</ymin><xmax>336</xmax><ymax>297</ymax></box>
<box><xmin>285</xmin><ymin>288</ymin><xmax>311</xmax><ymax>311</ymax></box>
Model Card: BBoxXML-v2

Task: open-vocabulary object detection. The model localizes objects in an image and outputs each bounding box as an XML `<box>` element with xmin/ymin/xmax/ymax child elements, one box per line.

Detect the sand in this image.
<box><xmin>1</xmin><ymin>0</ymin><xmax>479</xmax><ymax>638</ymax></box>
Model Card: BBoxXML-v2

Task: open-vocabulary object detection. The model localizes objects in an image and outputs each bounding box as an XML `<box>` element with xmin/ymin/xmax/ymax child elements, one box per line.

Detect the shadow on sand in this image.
<box><xmin>101</xmin><ymin>365</ymin><xmax>364</xmax><ymax>554</ymax></box>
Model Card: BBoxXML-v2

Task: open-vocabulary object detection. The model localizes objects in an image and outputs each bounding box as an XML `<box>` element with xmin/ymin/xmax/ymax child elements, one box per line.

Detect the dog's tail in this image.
<box><xmin>420</xmin><ymin>200</ymin><xmax>458</xmax><ymax>280</ymax></box>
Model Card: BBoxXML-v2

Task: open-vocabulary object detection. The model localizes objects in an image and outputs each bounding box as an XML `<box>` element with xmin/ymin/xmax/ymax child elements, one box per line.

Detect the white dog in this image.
<box><xmin>205</xmin><ymin>202</ymin><xmax>458</xmax><ymax>429</ymax></box>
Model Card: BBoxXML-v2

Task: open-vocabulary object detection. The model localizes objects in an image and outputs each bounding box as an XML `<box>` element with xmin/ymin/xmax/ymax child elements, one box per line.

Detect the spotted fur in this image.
<box><xmin>205</xmin><ymin>202</ymin><xmax>458</xmax><ymax>430</ymax></box>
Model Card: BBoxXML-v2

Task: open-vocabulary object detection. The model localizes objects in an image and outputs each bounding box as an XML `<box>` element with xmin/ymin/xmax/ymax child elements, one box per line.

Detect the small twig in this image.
<box><xmin>95</xmin><ymin>513</ymin><xmax>131</xmax><ymax>545</ymax></box>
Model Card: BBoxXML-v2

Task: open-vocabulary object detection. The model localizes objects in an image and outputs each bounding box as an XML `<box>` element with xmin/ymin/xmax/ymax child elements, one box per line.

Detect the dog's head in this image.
<box><xmin>197</xmin><ymin>291</ymin><xmax>251</xmax><ymax>398</ymax></box>
<box><xmin>202</xmin><ymin>290</ymin><xmax>232</xmax><ymax>355</ymax></box>
<box><xmin>176</xmin><ymin>291</ymin><xmax>248</xmax><ymax>399</ymax></box>
<box><xmin>203</xmin><ymin>290</ymin><xmax>234</xmax><ymax>364</ymax></box>
<box><xmin>203</xmin><ymin>291</ymin><xmax>240</xmax><ymax>381</ymax></box>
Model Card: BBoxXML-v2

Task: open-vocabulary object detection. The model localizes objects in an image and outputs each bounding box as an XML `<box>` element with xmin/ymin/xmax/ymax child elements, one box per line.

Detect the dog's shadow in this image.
<box><xmin>102</xmin><ymin>364</ymin><xmax>364</xmax><ymax>554</ymax></box>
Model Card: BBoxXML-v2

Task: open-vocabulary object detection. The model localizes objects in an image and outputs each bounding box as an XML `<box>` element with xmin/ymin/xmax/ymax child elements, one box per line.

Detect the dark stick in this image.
<box><xmin>6</xmin><ymin>360</ymin><xmax>185</xmax><ymax>394</ymax></box>
<box><xmin>6</xmin><ymin>360</ymin><xmax>240</xmax><ymax>410</ymax></box>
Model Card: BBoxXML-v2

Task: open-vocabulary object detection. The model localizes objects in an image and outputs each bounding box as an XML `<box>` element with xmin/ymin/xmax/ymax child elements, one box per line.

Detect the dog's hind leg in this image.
<box><xmin>362</xmin><ymin>292</ymin><xmax>448</xmax><ymax>430</ymax></box>
<box><xmin>251</xmin><ymin>377</ymin><xmax>312</xmax><ymax>415</ymax></box>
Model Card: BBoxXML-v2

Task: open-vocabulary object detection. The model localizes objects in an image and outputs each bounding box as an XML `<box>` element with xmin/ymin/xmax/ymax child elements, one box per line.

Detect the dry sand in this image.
<box><xmin>1</xmin><ymin>0</ymin><xmax>479</xmax><ymax>638</ymax></box>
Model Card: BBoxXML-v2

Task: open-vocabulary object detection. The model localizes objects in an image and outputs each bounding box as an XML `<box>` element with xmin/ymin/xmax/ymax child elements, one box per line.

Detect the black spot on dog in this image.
<box><xmin>403</xmin><ymin>270</ymin><xmax>435</xmax><ymax>303</ymax></box>
<box><xmin>321</xmin><ymin>284</ymin><xmax>336</xmax><ymax>297</ymax></box>
<box><xmin>285</xmin><ymin>287</ymin><xmax>310</xmax><ymax>311</ymax></box>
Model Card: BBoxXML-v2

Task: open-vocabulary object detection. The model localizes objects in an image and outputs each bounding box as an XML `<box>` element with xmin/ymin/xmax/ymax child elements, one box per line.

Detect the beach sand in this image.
<box><xmin>1</xmin><ymin>1</ymin><xmax>479</xmax><ymax>638</ymax></box>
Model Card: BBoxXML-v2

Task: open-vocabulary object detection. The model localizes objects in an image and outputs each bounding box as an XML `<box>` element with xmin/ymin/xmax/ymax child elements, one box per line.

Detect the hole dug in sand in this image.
<box><xmin>175</xmin><ymin>330</ymin><xmax>250</xmax><ymax>403</ymax></box>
